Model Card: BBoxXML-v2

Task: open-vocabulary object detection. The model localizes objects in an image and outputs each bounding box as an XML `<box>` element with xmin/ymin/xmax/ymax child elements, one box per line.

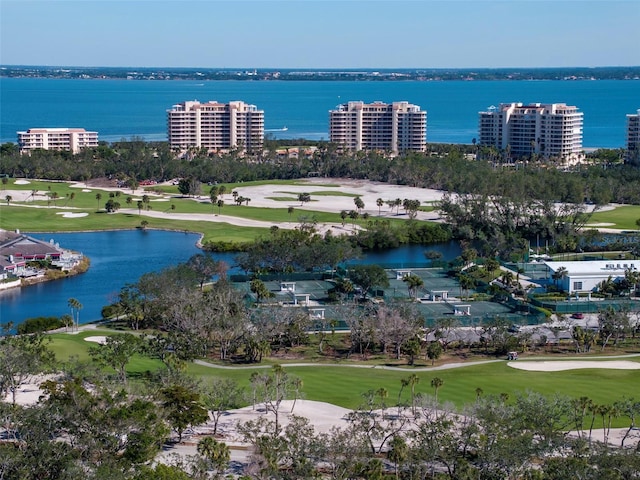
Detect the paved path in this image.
<box><xmin>194</xmin><ymin>358</ymin><xmax>504</xmax><ymax>371</ymax></box>
<box><xmin>194</xmin><ymin>352</ymin><xmax>640</xmax><ymax>372</ymax></box>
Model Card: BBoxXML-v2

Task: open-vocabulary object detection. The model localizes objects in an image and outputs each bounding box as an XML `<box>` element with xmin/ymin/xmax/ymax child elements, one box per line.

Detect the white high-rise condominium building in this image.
<box><xmin>478</xmin><ymin>103</ymin><xmax>584</xmax><ymax>163</ymax></box>
<box><xmin>167</xmin><ymin>100</ymin><xmax>264</xmax><ymax>152</ymax></box>
<box><xmin>626</xmin><ymin>109</ymin><xmax>640</xmax><ymax>165</ymax></box>
<box><xmin>17</xmin><ymin>128</ymin><xmax>98</xmax><ymax>154</ymax></box>
<box><xmin>329</xmin><ymin>101</ymin><xmax>426</xmax><ymax>153</ymax></box>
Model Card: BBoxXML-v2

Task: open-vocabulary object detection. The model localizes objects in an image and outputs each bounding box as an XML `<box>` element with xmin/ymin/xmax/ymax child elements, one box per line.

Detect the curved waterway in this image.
<box><xmin>0</xmin><ymin>229</ymin><xmax>460</xmax><ymax>327</ymax></box>
<box><xmin>0</xmin><ymin>230</ymin><xmax>204</xmax><ymax>327</ymax></box>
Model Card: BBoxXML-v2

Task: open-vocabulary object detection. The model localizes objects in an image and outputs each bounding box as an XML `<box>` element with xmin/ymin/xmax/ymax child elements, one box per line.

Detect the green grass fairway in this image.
<box><xmin>187</xmin><ymin>360</ymin><xmax>640</xmax><ymax>416</ymax></box>
<box><xmin>47</xmin><ymin>331</ymin><xmax>640</xmax><ymax>427</ymax></box>
<box><xmin>588</xmin><ymin>205</ymin><xmax>640</xmax><ymax>231</ymax></box>
<box><xmin>276</xmin><ymin>190</ymin><xmax>359</xmax><ymax>198</ymax></box>
<box><xmin>0</xmin><ymin>206</ymin><xmax>268</xmax><ymax>243</ymax></box>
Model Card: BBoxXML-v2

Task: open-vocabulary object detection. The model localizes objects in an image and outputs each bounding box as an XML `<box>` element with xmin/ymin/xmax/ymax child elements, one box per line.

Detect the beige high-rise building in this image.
<box><xmin>167</xmin><ymin>100</ymin><xmax>264</xmax><ymax>152</ymax></box>
<box><xmin>329</xmin><ymin>101</ymin><xmax>426</xmax><ymax>153</ymax></box>
<box><xmin>626</xmin><ymin>109</ymin><xmax>640</xmax><ymax>165</ymax></box>
<box><xmin>478</xmin><ymin>103</ymin><xmax>584</xmax><ymax>163</ymax></box>
<box><xmin>17</xmin><ymin>128</ymin><xmax>98</xmax><ymax>154</ymax></box>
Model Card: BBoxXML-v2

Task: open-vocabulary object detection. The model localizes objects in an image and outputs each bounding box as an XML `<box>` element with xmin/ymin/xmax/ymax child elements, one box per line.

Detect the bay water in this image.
<box><xmin>1</xmin><ymin>78</ymin><xmax>638</xmax><ymax>147</ymax></box>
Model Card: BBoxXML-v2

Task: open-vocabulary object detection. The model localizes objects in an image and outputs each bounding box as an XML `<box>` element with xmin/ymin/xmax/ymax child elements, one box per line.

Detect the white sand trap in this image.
<box><xmin>508</xmin><ymin>360</ymin><xmax>640</xmax><ymax>371</ymax></box>
<box><xmin>216</xmin><ymin>400</ymin><xmax>352</xmax><ymax>438</ymax></box>
<box><xmin>84</xmin><ymin>335</ymin><xmax>107</xmax><ymax>345</ymax></box>
<box><xmin>56</xmin><ymin>212</ymin><xmax>89</xmax><ymax>218</ymax></box>
<box><xmin>14</xmin><ymin>179</ymin><xmax>31</xmax><ymax>185</ymax></box>
<box><xmin>82</xmin><ymin>188</ymin><xmax>92</xmax><ymax>192</ymax></box>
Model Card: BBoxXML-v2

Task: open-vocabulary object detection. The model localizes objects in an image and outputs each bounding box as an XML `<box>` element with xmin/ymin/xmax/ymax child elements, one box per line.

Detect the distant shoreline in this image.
<box><xmin>2</xmin><ymin>65</ymin><xmax>639</xmax><ymax>82</ymax></box>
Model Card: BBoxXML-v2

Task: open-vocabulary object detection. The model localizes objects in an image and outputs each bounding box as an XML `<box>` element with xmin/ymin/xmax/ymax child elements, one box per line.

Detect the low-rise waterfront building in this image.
<box><xmin>626</xmin><ymin>108</ymin><xmax>640</xmax><ymax>165</ymax></box>
<box><xmin>478</xmin><ymin>103</ymin><xmax>584</xmax><ymax>163</ymax></box>
<box><xmin>545</xmin><ymin>260</ymin><xmax>639</xmax><ymax>294</ymax></box>
<box><xmin>17</xmin><ymin>128</ymin><xmax>98</xmax><ymax>154</ymax></box>
<box><xmin>167</xmin><ymin>100</ymin><xmax>264</xmax><ymax>152</ymax></box>
<box><xmin>0</xmin><ymin>230</ymin><xmax>83</xmax><ymax>285</ymax></box>
<box><xmin>329</xmin><ymin>101</ymin><xmax>426</xmax><ymax>153</ymax></box>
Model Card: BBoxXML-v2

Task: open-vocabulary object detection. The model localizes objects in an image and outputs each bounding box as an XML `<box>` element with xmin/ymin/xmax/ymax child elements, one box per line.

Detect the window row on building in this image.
<box><xmin>477</xmin><ymin>103</ymin><xmax>585</xmax><ymax>163</ymax></box>
<box><xmin>627</xmin><ymin>109</ymin><xmax>640</xmax><ymax>165</ymax></box>
<box><xmin>17</xmin><ymin>128</ymin><xmax>98</xmax><ymax>154</ymax></box>
<box><xmin>167</xmin><ymin>100</ymin><xmax>264</xmax><ymax>152</ymax></box>
<box><xmin>15</xmin><ymin>104</ymin><xmax>639</xmax><ymax>162</ymax></box>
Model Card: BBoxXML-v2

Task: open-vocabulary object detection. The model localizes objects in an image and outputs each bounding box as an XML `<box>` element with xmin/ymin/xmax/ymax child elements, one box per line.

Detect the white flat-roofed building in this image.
<box><xmin>545</xmin><ymin>260</ymin><xmax>639</xmax><ymax>294</ymax></box>
<box><xmin>329</xmin><ymin>101</ymin><xmax>426</xmax><ymax>153</ymax></box>
<box><xmin>167</xmin><ymin>100</ymin><xmax>264</xmax><ymax>152</ymax></box>
<box><xmin>626</xmin><ymin>109</ymin><xmax>640</xmax><ymax>165</ymax></box>
<box><xmin>17</xmin><ymin>128</ymin><xmax>98</xmax><ymax>154</ymax></box>
<box><xmin>478</xmin><ymin>103</ymin><xmax>584</xmax><ymax>164</ymax></box>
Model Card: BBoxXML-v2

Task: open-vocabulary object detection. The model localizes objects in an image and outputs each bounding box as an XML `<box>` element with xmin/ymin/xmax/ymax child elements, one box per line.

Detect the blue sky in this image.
<box><xmin>1</xmin><ymin>0</ymin><xmax>638</xmax><ymax>68</ymax></box>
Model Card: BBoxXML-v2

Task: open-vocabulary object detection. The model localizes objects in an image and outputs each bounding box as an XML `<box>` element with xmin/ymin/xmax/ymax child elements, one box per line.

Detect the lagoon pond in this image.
<box><xmin>0</xmin><ymin>230</ymin><xmax>461</xmax><ymax>327</ymax></box>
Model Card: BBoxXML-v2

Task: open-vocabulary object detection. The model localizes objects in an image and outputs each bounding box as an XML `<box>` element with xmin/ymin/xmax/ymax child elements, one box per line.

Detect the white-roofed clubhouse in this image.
<box><xmin>545</xmin><ymin>260</ymin><xmax>639</xmax><ymax>294</ymax></box>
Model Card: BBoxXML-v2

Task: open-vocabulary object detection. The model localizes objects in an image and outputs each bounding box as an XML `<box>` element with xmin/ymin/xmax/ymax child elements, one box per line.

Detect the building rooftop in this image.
<box><xmin>545</xmin><ymin>260</ymin><xmax>639</xmax><ymax>275</ymax></box>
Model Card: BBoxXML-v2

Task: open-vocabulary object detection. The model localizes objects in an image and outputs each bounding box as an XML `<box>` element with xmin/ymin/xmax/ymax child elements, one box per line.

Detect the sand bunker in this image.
<box><xmin>508</xmin><ymin>360</ymin><xmax>640</xmax><ymax>372</ymax></box>
<box><xmin>56</xmin><ymin>212</ymin><xmax>89</xmax><ymax>218</ymax></box>
<box><xmin>14</xmin><ymin>180</ymin><xmax>31</xmax><ymax>185</ymax></box>
<box><xmin>82</xmin><ymin>188</ymin><xmax>92</xmax><ymax>192</ymax></box>
<box><xmin>84</xmin><ymin>336</ymin><xmax>107</xmax><ymax>344</ymax></box>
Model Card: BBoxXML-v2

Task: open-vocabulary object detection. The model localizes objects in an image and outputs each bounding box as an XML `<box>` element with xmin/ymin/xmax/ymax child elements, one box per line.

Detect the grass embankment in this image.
<box><xmin>47</xmin><ymin>329</ymin><xmax>640</xmax><ymax>424</ymax></box>
<box><xmin>588</xmin><ymin>205</ymin><xmax>640</xmax><ymax>231</ymax></box>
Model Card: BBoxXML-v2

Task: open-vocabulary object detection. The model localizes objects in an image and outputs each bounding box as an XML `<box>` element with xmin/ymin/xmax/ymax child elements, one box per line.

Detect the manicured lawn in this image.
<box><xmin>48</xmin><ymin>330</ymin><xmax>640</xmax><ymax>427</ymax></box>
<box><xmin>187</xmin><ymin>359</ymin><xmax>640</xmax><ymax>417</ymax></box>
<box><xmin>588</xmin><ymin>205</ymin><xmax>640</xmax><ymax>231</ymax></box>
<box><xmin>266</xmin><ymin>197</ymin><xmax>298</xmax><ymax>202</ymax></box>
<box><xmin>0</xmin><ymin>206</ymin><xmax>268</xmax><ymax>243</ymax></box>
<box><xmin>47</xmin><ymin>330</ymin><xmax>164</xmax><ymax>374</ymax></box>
<box><xmin>275</xmin><ymin>190</ymin><xmax>359</xmax><ymax>198</ymax></box>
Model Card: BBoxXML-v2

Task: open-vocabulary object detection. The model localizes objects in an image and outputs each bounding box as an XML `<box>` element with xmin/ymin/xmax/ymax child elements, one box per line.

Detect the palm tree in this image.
<box><xmin>402</xmin><ymin>273</ymin><xmax>424</xmax><ymax>299</ymax></box>
<box><xmin>197</xmin><ymin>436</ymin><xmax>230</xmax><ymax>474</ymax></box>
<box><xmin>431</xmin><ymin>376</ymin><xmax>444</xmax><ymax>404</ymax></box>
<box><xmin>458</xmin><ymin>273</ymin><xmax>476</xmax><ymax>299</ymax></box>
<box><xmin>287</xmin><ymin>206</ymin><xmax>294</xmax><ymax>219</ymax></box>
<box><xmin>475</xmin><ymin>387</ymin><xmax>484</xmax><ymax>402</ymax></box>
<box><xmin>408</xmin><ymin>374</ymin><xmax>420</xmax><ymax>415</ymax></box>
<box><xmin>552</xmin><ymin>266</ymin><xmax>568</xmax><ymax>290</ymax></box>
<box><xmin>216</xmin><ymin>199</ymin><xmax>224</xmax><ymax>215</ymax></box>
<box><xmin>354</xmin><ymin>196</ymin><xmax>364</xmax><ymax>213</ymax></box>
<box><xmin>95</xmin><ymin>193</ymin><xmax>102</xmax><ymax>211</ymax></box>
<box><xmin>501</xmin><ymin>270</ymin><xmax>514</xmax><ymax>288</ymax></box>
<box><xmin>376</xmin><ymin>197</ymin><xmax>384</xmax><ymax>215</ymax></box>
<box><xmin>340</xmin><ymin>210</ymin><xmax>348</xmax><ymax>227</ymax></box>
<box><xmin>349</xmin><ymin>209</ymin><xmax>359</xmax><ymax>230</ymax></box>
<box><xmin>68</xmin><ymin>298</ymin><xmax>82</xmax><ymax>332</ymax></box>
<box><xmin>4</xmin><ymin>195</ymin><xmax>11</xmax><ymax>205</ymax></box>
<box><xmin>394</xmin><ymin>198</ymin><xmax>402</xmax><ymax>215</ymax></box>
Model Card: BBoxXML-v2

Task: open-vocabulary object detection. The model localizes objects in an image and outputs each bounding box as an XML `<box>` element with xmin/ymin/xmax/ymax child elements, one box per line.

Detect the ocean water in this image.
<box><xmin>1</xmin><ymin>77</ymin><xmax>638</xmax><ymax>147</ymax></box>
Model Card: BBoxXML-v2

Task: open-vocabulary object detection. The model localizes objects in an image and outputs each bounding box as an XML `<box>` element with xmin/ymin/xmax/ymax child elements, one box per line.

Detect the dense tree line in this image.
<box><xmin>2</xmin><ymin>141</ymin><xmax>639</xmax><ymax>205</ymax></box>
